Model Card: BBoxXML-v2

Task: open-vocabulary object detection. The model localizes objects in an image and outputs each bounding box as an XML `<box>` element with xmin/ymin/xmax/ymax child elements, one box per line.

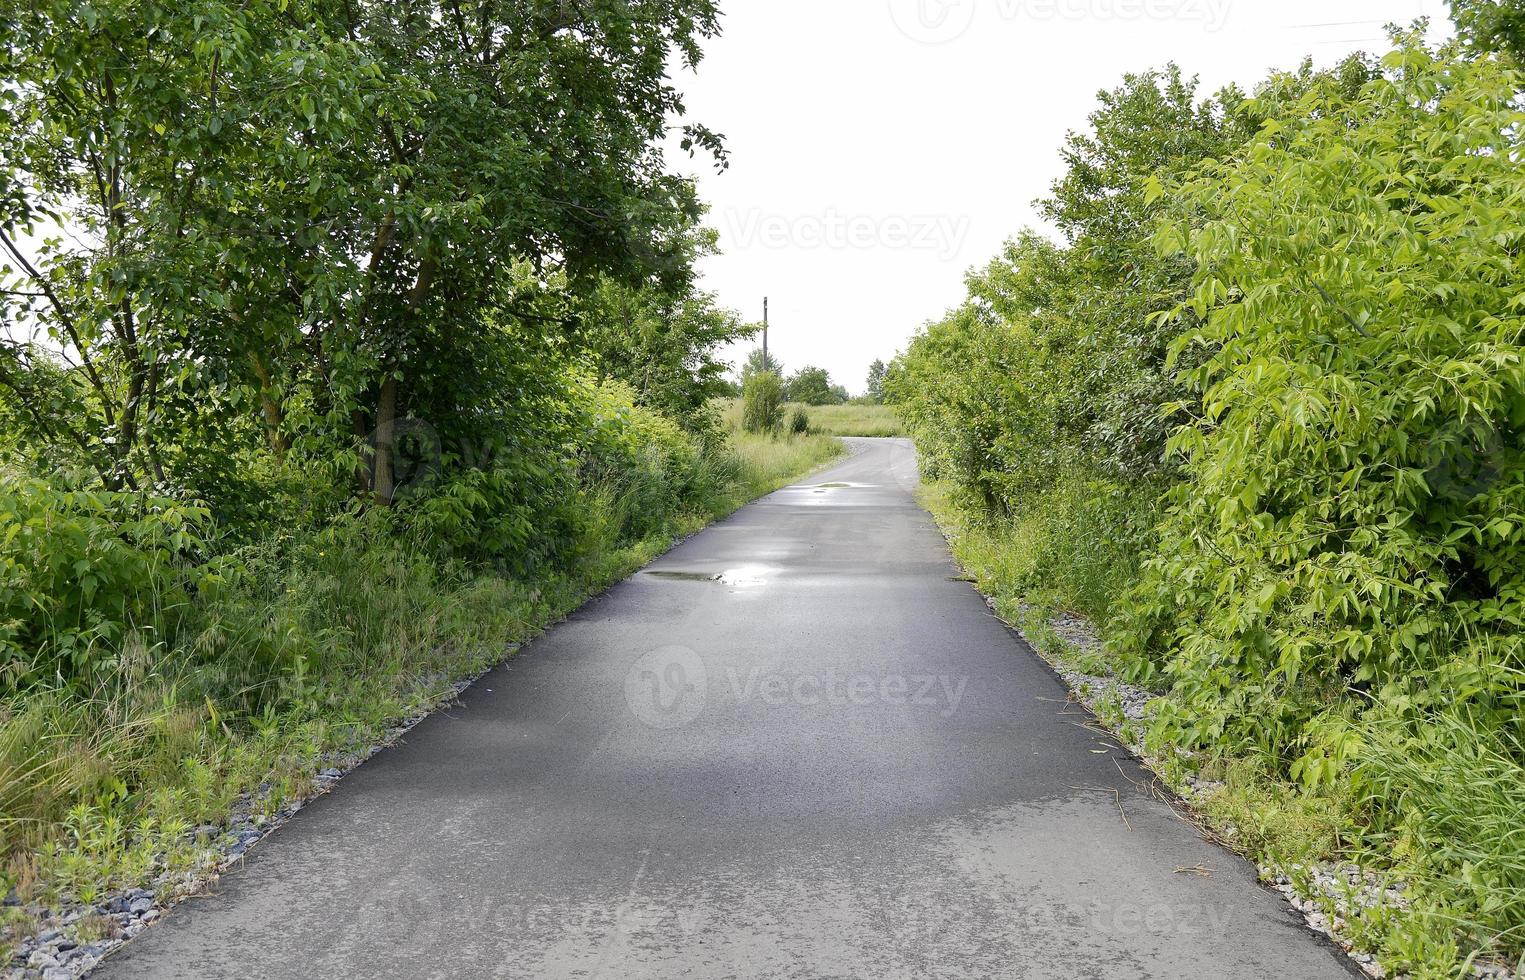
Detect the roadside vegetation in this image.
<box><xmin>722</xmin><ymin>398</ymin><xmax>902</xmax><ymax>439</ymax></box>
<box><xmin>792</xmin><ymin>403</ymin><xmax>902</xmax><ymax>438</ymax></box>
<box><xmin>888</xmin><ymin>22</ymin><xmax>1525</xmax><ymax>978</ymax></box>
<box><xmin>0</xmin><ymin>0</ymin><xmax>848</xmax><ymax>958</ymax></box>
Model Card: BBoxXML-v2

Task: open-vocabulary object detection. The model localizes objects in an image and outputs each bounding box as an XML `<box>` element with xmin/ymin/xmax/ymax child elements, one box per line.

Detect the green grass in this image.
<box><xmin>728</xmin><ymin>429</ymin><xmax>845</xmax><ymax>497</ymax></box>
<box><xmin>720</xmin><ymin>399</ymin><xmax>903</xmax><ymax>438</ymax></box>
<box><xmin>916</xmin><ymin>473</ymin><xmax>1158</xmax><ymax>628</ymax></box>
<box><xmin>0</xmin><ymin>430</ymin><xmax>842</xmax><ymax>958</ymax></box>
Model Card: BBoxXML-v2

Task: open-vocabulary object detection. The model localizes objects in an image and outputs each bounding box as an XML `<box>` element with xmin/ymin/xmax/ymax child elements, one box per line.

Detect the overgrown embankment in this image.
<box><xmin>888</xmin><ymin>34</ymin><xmax>1525</xmax><ymax>978</ymax></box>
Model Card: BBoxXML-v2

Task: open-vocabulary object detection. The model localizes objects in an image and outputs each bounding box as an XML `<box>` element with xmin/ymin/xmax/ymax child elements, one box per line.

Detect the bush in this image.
<box><xmin>0</xmin><ymin>480</ymin><xmax>209</xmax><ymax>692</ymax></box>
<box><xmin>742</xmin><ymin>371</ymin><xmax>785</xmax><ymax>433</ymax></box>
<box><xmin>789</xmin><ymin>407</ymin><xmax>810</xmax><ymax>435</ymax></box>
<box><xmin>574</xmin><ymin>377</ymin><xmax>726</xmax><ymax>542</ymax></box>
<box><xmin>1114</xmin><ymin>39</ymin><xmax>1525</xmax><ymax>761</ymax></box>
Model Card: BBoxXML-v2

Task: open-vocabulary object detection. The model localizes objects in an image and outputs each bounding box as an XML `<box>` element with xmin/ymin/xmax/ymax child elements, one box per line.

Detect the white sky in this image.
<box><xmin>672</xmin><ymin>0</ymin><xmax>1452</xmax><ymax>395</ymax></box>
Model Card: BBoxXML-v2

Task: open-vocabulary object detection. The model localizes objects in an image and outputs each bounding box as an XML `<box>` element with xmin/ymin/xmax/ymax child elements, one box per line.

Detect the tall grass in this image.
<box><xmin>728</xmin><ymin>430</ymin><xmax>844</xmax><ymax>498</ymax></box>
<box><xmin>918</xmin><ymin>471</ymin><xmax>1159</xmax><ymax>627</ymax></box>
<box><xmin>720</xmin><ymin>399</ymin><xmax>903</xmax><ymax>438</ymax></box>
<box><xmin>1354</xmin><ymin>706</ymin><xmax>1525</xmax><ymax>964</ymax></box>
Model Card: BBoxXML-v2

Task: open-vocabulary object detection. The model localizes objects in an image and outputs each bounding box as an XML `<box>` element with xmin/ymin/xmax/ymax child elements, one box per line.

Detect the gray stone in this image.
<box><xmin>128</xmin><ymin>897</ymin><xmax>154</xmax><ymax>916</ymax></box>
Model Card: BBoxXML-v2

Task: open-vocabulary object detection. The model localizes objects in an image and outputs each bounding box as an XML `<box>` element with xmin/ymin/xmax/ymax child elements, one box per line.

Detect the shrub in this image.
<box><xmin>742</xmin><ymin>371</ymin><xmax>785</xmax><ymax>434</ymax></box>
<box><xmin>1115</xmin><ymin>39</ymin><xmax>1525</xmax><ymax>760</ymax></box>
<box><xmin>887</xmin><ymin>32</ymin><xmax>1525</xmax><ymax>972</ymax></box>
<box><xmin>789</xmin><ymin>407</ymin><xmax>810</xmax><ymax>435</ymax></box>
<box><xmin>574</xmin><ymin>377</ymin><xmax>719</xmax><ymax>541</ymax></box>
<box><xmin>0</xmin><ymin>479</ymin><xmax>209</xmax><ymax>692</ymax></box>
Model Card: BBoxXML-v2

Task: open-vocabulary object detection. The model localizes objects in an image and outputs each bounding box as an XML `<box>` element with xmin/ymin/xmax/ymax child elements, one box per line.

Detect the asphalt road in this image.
<box><xmin>98</xmin><ymin>438</ymin><xmax>1353</xmax><ymax>979</ymax></box>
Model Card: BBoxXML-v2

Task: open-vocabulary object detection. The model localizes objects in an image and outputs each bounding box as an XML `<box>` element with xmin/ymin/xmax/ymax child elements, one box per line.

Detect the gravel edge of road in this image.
<box><xmin>2</xmin><ymin>656</ymin><xmax>511</xmax><ymax>980</ymax></box>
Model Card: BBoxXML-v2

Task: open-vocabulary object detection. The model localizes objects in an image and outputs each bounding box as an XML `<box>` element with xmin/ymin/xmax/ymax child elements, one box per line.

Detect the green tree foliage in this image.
<box><xmin>740</xmin><ymin>347</ymin><xmax>784</xmax><ymax>384</ymax></box>
<box><xmin>580</xmin><ymin>280</ymin><xmax>755</xmax><ymax>432</ymax></box>
<box><xmin>889</xmin><ymin>66</ymin><xmax>1268</xmax><ymax>511</ymax></box>
<box><xmin>1116</xmin><ymin>40</ymin><xmax>1525</xmax><ymax>761</ymax></box>
<box><xmin>785</xmin><ymin>365</ymin><xmax>846</xmax><ymax>406</ymax></box>
<box><xmin>0</xmin><ymin>0</ymin><xmax>749</xmax><ymax>697</ymax></box>
<box><xmin>578</xmin><ymin>215</ymin><xmax>756</xmax><ymax>430</ymax></box>
<box><xmin>864</xmin><ymin>359</ymin><xmax>888</xmax><ymax>404</ymax></box>
<box><xmin>788</xmin><ymin>407</ymin><xmax>810</xmax><ymax>435</ymax></box>
<box><xmin>741</xmin><ymin>372</ymin><xmax>785</xmax><ymax>434</ymax></box>
<box><xmin>0</xmin><ymin>0</ymin><xmax>726</xmax><ymax>508</ymax></box>
<box><xmin>892</xmin><ymin>35</ymin><xmax>1525</xmax><ymax>963</ymax></box>
<box><xmin>1451</xmin><ymin>0</ymin><xmax>1525</xmax><ymax>61</ymax></box>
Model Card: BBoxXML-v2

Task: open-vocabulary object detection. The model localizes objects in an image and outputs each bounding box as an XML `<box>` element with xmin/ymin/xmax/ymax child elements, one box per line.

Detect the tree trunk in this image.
<box><xmin>353</xmin><ymin>408</ymin><xmax>373</xmax><ymax>496</ymax></box>
<box><xmin>372</xmin><ymin>372</ymin><xmax>400</xmax><ymax>506</ymax></box>
<box><xmin>248</xmin><ymin>352</ymin><xmax>289</xmax><ymax>463</ymax></box>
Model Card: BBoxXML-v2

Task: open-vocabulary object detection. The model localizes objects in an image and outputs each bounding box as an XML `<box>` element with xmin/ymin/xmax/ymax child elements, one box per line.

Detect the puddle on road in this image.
<box><xmin>718</xmin><ymin>564</ymin><xmax>772</xmax><ymax>589</ymax></box>
<box><xmin>644</xmin><ymin>571</ymin><xmax>723</xmax><ymax>582</ymax></box>
<box><xmin>643</xmin><ymin>564</ymin><xmax>776</xmax><ymax>590</ymax></box>
<box><xmin>786</xmin><ymin>482</ymin><xmax>878</xmax><ymax>492</ymax></box>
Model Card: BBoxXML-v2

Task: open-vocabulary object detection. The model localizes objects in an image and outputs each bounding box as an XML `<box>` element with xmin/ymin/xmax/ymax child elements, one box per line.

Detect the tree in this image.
<box><xmin>1451</xmin><ymin>0</ymin><xmax>1525</xmax><ymax>61</ymax></box>
<box><xmin>741</xmin><ymin>371</ymin><xmax>784</xmax><ymax>433</ymax></box>
<box><xmin>1117</xmin><ymin>36</ymin><xmax>1525</xmax><ymax>765</ymax></box>
<box><xmin>785</xmin><ymin>366</ymin><xmax>844</xmax><ymax>406</ymax></box>
<box><xmin>865</xmin><ymin>360</ymin><xmax>888</xmax><ymax>403</ymax></box>
<box><xmin>740</xmin><ymin>348</ymin><xmax>784</xmax><ymax>384</ymax></box>
<box><xmin>580</xmin><ymin>221</ymin><xmax>756</xmax><ymax>429</ymax></box>
<box><xmin>0</xmin><ymin>0</ymin><xmax>728</xmax><ymax>508</ymax></box>
<box><xmin>582</xmin><ymin>281</ymin><xmax>752</xmax><ymax>428</ymax></box>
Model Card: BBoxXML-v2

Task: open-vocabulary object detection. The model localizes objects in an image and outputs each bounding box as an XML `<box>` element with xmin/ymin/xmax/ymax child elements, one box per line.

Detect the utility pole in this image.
<box><xmin>762</xmin><ymin>297</ymin><xmax>769</xmax><ymax>372</ymax></box>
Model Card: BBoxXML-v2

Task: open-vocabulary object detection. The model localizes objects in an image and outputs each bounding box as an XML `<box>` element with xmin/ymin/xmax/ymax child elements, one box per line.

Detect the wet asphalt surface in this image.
<box><xmin>97</xmin><ymin>438</ymin><xmax>1354</xmax><ymax>979</ymax></box>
